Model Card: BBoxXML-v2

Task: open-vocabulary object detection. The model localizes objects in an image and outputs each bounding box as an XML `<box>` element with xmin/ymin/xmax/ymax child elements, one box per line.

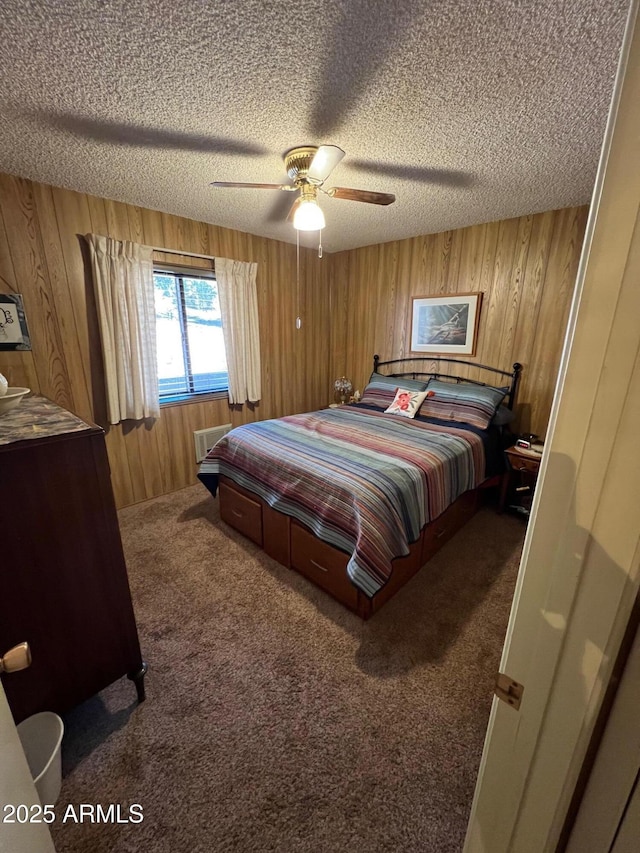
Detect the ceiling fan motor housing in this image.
<box><xmin>284</xmin><ymin>146</ymin><xmax>318</xmax><ymax>183</ymax></box>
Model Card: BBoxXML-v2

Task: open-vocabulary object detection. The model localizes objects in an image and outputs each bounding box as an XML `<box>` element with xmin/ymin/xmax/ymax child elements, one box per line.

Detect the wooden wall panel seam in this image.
<box><xmin>45</xmin><ymin>186</ymin><xmax>94</xmax><ymax>419</ymax></box>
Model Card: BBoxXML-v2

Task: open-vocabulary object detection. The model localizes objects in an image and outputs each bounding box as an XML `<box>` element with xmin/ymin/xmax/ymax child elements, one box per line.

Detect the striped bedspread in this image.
<box><xmin>198</xmin><ymin>406</ymin><xmax>485</xmax><ymax>597</ymax></box>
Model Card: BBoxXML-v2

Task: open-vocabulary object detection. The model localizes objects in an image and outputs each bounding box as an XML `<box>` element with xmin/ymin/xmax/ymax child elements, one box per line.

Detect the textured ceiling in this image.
<box><xmin>0</xmin><ymin>0</ymin><xmax>629</xmax><ymax>252</ymax></box>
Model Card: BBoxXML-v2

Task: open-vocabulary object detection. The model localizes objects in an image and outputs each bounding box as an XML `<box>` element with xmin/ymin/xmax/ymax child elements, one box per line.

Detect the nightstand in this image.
<box><xmin>498</xmin><ymin>445</ymin><xmax>542</xmax><ymax>516</ymax></box>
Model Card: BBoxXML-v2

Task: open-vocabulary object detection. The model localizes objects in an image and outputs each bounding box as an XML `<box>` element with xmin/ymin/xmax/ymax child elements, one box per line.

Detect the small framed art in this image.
<box><xmin>0</xmin><ymin>294</ymin><xmax>32</xmax><ymax>350</ymax></box>
<box><xmin>410</xmin><ymin>292</ymin><xmax>482</xmax><ymax>355</ymax></box>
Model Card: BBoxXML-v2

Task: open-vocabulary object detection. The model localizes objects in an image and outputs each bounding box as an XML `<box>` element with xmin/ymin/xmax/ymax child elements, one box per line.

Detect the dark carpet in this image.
<box><xmin>51</xmin><ymin>485</ymin><xmax>524</xmax><ymax>853</ymax></box>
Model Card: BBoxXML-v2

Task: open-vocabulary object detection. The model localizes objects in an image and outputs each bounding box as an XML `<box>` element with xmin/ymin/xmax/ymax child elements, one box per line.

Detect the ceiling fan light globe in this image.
<box><xmin>293</xmin><ymin>200</ymin><xmax>325</xmax><ymax>231</ymax></box>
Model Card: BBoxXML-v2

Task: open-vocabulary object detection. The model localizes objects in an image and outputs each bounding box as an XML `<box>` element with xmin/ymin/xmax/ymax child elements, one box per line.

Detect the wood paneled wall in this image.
<box><xmin>328</xmin><ymin>206</ymin><xmax>588</xmax><ymax>437</ymax></box>
<box><xmin>0</xmin><ymin>169</ymin><xmax>588</xmax><ymax>506</ymax></box>
<box><xmin>0</xmin><ymin>174</ymin><xmax>331</xmax><ymax>506</ymax></box>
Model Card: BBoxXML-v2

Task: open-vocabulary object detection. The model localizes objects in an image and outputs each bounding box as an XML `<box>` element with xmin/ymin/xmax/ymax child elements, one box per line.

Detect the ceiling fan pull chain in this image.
<box><xmin>318</xmin><ymin>231</ymin><xmax>323</xmax><ymax>258</ymax></box>
<box><xmin>296</xmin><ymin>229</ymin><xmax>302</xmax><ymax>330</ymax></box>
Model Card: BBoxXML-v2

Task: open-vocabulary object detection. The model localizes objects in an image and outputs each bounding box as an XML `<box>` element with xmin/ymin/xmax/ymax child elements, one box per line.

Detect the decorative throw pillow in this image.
<box><xmin>384</xmin><ymin>387</ymin><xmax>431</xmax><ymax>418</ymax></box>
<box><xmin>421</xmin><ymin>379</ymin><xmax>506</xmax><ymax>429</ymax></box>
<box><xmin>360</xmin><ymin>372</ymin><xmax>429</xmax><ymax>410</ymax></box>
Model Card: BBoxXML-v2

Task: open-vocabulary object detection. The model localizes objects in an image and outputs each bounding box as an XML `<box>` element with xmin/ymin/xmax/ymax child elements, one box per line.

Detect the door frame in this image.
<box><xmin>566</xmin><ymin>610</ymin><xmax>640</xmax><ymax>850</ymax></box>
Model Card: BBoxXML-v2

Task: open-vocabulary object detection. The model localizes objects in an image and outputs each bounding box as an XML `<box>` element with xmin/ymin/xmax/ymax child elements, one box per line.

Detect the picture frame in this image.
<box><xmin>0</xmin><ymin>294</ymin><xmax>32</xmax><ymax>351</ymax></box>
<box><xmin>410</xmin><ymin>292</ymin><xmax>483</xmax><ymax>355</ymax></box>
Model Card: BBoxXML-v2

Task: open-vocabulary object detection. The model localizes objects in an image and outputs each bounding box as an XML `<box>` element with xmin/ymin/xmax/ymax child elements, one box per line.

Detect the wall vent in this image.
<box><xmin>194</xmin><ymin>424</ymin><xmax>232</xmax><ymax>463</ymax></box>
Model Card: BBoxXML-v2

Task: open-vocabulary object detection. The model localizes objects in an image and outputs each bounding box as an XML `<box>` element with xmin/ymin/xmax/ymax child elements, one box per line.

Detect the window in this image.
<box><xmin>153</xmin><ymin>267</ymin><xmax>228</xmax><ymax>401</ymax></box>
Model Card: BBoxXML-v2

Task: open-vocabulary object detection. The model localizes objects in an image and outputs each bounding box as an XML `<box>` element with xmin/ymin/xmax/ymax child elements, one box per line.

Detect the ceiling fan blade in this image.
<box><xmin>307</xmin><ymin>145</ymin><xmax>345</xmax><ymax>183</ymax></box>
<box><xmin>287</xmin><ymin>197</ymin><xmax>302</xmax><ymax>223</ymax></box>
<box><xmin>210</xmin><ymin>182</ymin><xmax>296</xmax><ymax>190</ymax></box>
<box><xmin>326</xmin><ymin>187</ymin><xmax>395</xmax><ymax>205</ymax></box>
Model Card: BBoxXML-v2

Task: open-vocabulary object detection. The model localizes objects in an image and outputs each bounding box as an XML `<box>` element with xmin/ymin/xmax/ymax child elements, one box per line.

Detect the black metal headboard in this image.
<box><xmin>372</xmin><ymin>355</ymin><xmax>522</xmax><ymax>410</ymax></box>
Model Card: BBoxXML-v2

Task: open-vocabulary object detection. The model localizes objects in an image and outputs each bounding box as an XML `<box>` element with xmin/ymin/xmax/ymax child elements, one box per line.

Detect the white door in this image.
<box><xmin>465</xmin><ymin>1</ymin><xmax>640</xmax><ymax>850</ymax></box>
<box><xmin>0</xmin><ymin>680</ymin><xmax>56</xmax><ymax>852</ymax></box>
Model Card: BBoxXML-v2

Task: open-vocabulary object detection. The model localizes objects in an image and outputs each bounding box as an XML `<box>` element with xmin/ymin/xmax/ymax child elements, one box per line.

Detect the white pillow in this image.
<box><xmin>384</xmin><ymin>387</ymin><xmax>430</xmax><ymax>419</ymax></box>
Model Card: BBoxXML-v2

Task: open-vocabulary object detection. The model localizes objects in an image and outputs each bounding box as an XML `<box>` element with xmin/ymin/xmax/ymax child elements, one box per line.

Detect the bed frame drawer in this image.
<box><xmin>421</xmin><ymin>489</ymin><xmax>478</xmax><ymax>564</ymax></box>
<box><xmin>291</xmin><ymin>523</ymin><xmax>359</xmax><ymax>610</ymax></box>
<box><xmin>219</xmin><ymin>481</ymin><xmax>263</xmax><ymax>546</ymax></box>
<box><xmin>215</xmin><ymin>475</ymin><xmax>480</xmax><ymax>619</ymax></box>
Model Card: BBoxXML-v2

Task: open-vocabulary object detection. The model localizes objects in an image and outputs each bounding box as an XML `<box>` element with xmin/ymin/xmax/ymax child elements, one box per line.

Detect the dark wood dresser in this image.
<box><xmin>0</xmin><ymin>395</ymin><xmax>146</xmax><ymax>723</ymax></box>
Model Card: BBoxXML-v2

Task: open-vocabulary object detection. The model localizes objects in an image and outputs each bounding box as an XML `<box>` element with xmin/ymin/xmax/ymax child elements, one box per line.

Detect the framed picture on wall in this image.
<box><xmin>0</xmin><ymin>294</ymin><xmax>32</xmax><ymax>350</ymax></box>
<box><xmin>410</xmin><ymin>292</ymin><xmax>483</xmax><ymax>355</ymax></box>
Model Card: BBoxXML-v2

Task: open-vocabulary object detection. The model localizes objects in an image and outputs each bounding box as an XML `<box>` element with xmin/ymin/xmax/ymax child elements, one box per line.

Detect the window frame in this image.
<box><xmin>153</xmin><ymin>263</ymin><xmax>228</xmax><ymax>405</ymax></box>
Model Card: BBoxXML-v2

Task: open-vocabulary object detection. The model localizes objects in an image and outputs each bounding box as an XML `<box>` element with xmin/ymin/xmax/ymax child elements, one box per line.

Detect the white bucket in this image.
<box><xmin>16</xmin><ymin>712</ymin><xmax>64</xmax><ymax>806</ymax></box>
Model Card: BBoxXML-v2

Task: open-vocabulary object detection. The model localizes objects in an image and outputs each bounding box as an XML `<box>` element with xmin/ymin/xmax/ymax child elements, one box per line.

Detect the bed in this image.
<box><xmin>198</xmin><ymin>355</ymin><xmax>521</xmax><ymax>619</ymax></box>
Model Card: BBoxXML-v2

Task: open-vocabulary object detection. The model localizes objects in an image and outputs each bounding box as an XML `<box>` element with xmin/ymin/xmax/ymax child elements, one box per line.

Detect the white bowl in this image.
<box><xmin>0</xmin><ymin>387</ymin><xmax>30</xmax><ymax>415</ymax></box>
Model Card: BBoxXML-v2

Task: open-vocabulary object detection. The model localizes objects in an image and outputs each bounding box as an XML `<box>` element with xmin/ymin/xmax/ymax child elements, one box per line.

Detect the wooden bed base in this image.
<box><xmin>218</xmin><ymin>475</ymin><xmax>480</xmax><ymax>619</ymax></box>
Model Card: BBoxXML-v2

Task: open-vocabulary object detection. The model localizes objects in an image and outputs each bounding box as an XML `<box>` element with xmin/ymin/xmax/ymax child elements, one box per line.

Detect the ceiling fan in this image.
<box><xmin>211</xmin><ymin>145</ymin><xmax>395</xmax><ymax>231</ymax></box>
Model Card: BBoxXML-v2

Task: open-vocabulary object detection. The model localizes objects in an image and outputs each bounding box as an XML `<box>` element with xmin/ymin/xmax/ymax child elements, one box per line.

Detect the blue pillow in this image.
<box><xmin>422</xmin><ymin>380</ymin><xmax>506</xmax><ymax>429</ymax></box>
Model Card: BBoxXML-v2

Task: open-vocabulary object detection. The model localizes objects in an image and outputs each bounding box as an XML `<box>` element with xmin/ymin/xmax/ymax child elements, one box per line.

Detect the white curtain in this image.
<box><xmin>86</xmin><ymin>234</ymin><xmax>159</xmax><ymax>424</ymax></box>
<box><xmin>216</xmin><ymin>258</ymin><xmax>261</xmax><ymax>404</ymax></box>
